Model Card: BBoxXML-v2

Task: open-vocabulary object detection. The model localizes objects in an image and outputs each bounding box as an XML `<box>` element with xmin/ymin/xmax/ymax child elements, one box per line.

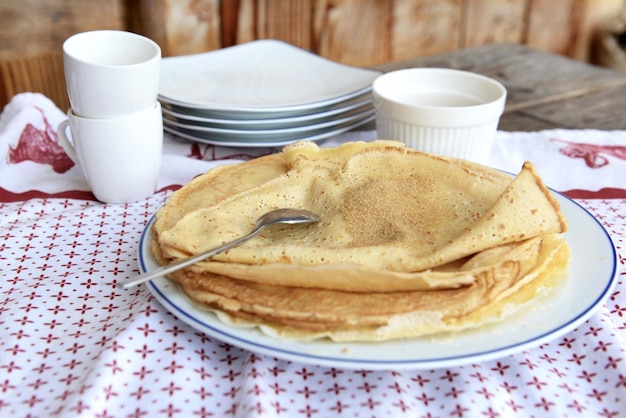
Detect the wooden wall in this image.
<box><xmin>0</xmin><ymin>0</ymin><xmax>623</xmax><ymax>111</ymax></box>
<box><xmin>135</xmin><ymin>0</ymin><xmax>623</xmax><ymax>65</ymax></box>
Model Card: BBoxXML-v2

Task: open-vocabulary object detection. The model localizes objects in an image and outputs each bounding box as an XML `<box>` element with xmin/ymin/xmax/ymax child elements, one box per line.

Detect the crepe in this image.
<box><xmin>151</xmin><ymin>140</ymin><xmax>569</xmax><ymax>341</ymax></box>
<box><xmin>160</xmin><ymin>233</ymin><xmax>568</xmax><ymax>341</ymax></box>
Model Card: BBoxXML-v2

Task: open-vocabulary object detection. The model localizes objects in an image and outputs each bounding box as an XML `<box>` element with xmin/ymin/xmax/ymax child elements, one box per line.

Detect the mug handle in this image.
<box><xmin>57</xmin><ymin>120</ymin><xmax>79</xmax><ymax>164</ymax></box>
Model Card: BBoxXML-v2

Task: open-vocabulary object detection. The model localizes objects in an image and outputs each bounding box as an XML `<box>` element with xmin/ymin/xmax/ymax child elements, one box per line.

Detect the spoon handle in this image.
<box><xmin>120</xmin><ymin>229</ymin><xmax>260</xmax><ymax>289</ymax></box>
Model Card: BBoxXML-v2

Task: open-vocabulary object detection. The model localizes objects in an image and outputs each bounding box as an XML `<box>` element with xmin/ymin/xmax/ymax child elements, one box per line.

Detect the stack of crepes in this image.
<box><xmin>150</xmin><ymin>141</ymin><xmax>569</xmax><ymax>342</ymax></box>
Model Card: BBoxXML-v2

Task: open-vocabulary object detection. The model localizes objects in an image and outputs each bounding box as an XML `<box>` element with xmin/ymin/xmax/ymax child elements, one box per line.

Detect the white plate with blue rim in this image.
<box><xmin>137</xmin><ymin>191</ymin><xmax>617</xmax><ymax>370</ymax></box>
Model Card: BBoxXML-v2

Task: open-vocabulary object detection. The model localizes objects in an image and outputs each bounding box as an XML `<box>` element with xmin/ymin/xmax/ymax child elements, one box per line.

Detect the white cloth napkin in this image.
<box><xmin>0</xmin><ymin>93</ymin><xmax>259</xmax><ymax>197</ymax></box>
<box><xmin>491</xmin><ymin>130</ymin><xmax>626</xmax><ymax>198</ymax></box>
<box><xmin>1</xmin><ymin>92</ymin><xmax>625</xmax><ymax>200</ymax></box>
<box><xmin>0</xmin><ymin>93</ymin><xmax>74</xmax><ymax>193</ymax></box>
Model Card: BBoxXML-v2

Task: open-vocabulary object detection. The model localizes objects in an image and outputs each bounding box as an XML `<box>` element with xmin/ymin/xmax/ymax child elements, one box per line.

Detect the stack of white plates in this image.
<box><xmin>159</xmin><ymin>40</ymin><xmax>381</xmax><ymax>147</ymax></box>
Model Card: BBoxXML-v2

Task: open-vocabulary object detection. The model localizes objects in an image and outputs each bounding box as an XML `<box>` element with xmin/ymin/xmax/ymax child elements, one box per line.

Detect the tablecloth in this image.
<box><xmin>1</xmin><ymin>93</ymin><xmax>625</xmax><ymax>417</ymax></box>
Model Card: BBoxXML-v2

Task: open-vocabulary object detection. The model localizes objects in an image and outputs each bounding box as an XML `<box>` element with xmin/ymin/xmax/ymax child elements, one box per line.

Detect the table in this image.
<box><xmin>1</xmin><ymin>43</ymin><xmax>625</xmax><ymax>417</ymax></box>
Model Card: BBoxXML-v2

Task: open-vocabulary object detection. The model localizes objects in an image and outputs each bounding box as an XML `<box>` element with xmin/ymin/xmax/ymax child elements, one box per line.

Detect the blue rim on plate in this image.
<box><xmin>137</xmin><ymin>192</ymin><xmax>618</xmax><ymax>370</ymax></box>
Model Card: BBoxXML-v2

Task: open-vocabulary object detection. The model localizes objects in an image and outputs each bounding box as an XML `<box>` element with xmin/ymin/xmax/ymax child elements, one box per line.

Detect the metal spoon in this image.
<box><xmin>120</xmin><ymin>208</ymin><xmax>320</xmax><ymax>289</ymax></box>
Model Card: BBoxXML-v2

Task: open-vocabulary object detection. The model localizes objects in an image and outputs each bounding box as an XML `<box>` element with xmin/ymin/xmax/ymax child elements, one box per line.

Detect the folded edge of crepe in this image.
<box><xmin>172</xmin><ymin>234</ymin><xmax>569</xmax><ymax>342</ymax></box>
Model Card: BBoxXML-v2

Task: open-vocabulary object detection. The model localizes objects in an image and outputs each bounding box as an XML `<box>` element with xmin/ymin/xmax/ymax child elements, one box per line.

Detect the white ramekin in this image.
<box><xmin>372</xmin><ymin>68</ymin><xmax>507</xmax><ymax>164</ymax></box>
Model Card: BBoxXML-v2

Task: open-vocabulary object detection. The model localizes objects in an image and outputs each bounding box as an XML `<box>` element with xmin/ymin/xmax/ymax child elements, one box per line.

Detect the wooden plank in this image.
<box><xmin>524</xmin><ymin>0</ymin><xmax>584</xmax><ymax>57</ymax></box>
<box><xmin>519</xmin><ymin>83</ymin><xmax>626</xmax><ymax>129</ymax></box>
<box><xmin>220</xmin><ymin>0</ymin><xmax>241</xmax><ymax>47</ymax></box>
<box><xmin>576</xmin><ymin>0</ymin><xmax>624</xmax><ymax>63</ymax></box>
<box><xmin>161</xmin><ymin>0</ymin><xmax>221</xmax><ymax>55</ymax></box>
<box><xmin>0</xmin><ymin>0</ymin><xmax>125</xmax><ymax>57</ymax></box>
<box><xmin>525</xmin><ymin>0</ymin><xmax>623</xmax><ymax>63</ymax></box>
<box><xmin>0</xmin><ymin>52</ymin><xmax>68</xmax><ymax>111</ymax></box>
<box><xmin>250</xmin><ymin>0</ymin><xmax>312</xmax><ymax>48</ymax></box>
<box><xmin>230</xmin><ymin>0</ymin><xmax>255</xmax><ymax>45</ymax></box>
<box><xmin>462</xmin><ymin>0</ymin><xmax>527</xmax><ymax>47</ymax></box>
<box><xmin>313</xmin><ymin>0</ymin><xmax>391</xmax><ymax>66</ymax></box>
<box><xmin>497</xmin><ymin>112</ymin><xmax>562</xmax><ymax>132</ymax></box>
<box><xmin>375</xmin><ymin>42</ymin><xmax>532</xmax><ymax>73</ymax></box>
<box><xmin>391</xmin><ymin>0</ymin><xmax>462</xmax><ymax>61</ymax></box>
<box><xmin>231</xmin><ymin>0</ymin><xmax>313</xmax><ymax>50</ymax></box>
<box><xmin>126</xmin><ymin>0</ymin><xmax>169</xmax><ymax>55</ymax></box>
<box><xmin>143</xmin><ymin>0</ymin><xmax>624</xmax><ymax>66</ymax></box>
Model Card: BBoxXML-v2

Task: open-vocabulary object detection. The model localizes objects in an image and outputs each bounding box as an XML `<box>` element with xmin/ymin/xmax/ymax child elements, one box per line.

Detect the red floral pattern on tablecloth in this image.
<box><xmin>0</xmin><ymin>194</ymin><xmax>624</xmax><ymax>417</ymax></box>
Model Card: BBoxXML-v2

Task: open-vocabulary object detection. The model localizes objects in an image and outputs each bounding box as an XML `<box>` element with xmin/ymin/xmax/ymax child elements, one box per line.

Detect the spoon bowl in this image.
<box><xmin>120</xmin><ymin>208</ymin><xmax>320</xmax><ymax>289</ymax></box>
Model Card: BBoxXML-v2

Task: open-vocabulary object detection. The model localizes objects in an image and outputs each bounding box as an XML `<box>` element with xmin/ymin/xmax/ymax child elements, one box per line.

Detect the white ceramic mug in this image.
<box><xmin>372</xmin><ymin>68</ymin><xmax>507</xmax><ymax>165</ymax></box>
<box><xmin>63</xmin><ymin>30</ymin><xmax>161</xmax><ymax>118</ymax></box>
<box><xmin>57</xmin><ymin>102</ymin><xmax>163</xmax><ymax>204</ymax></box>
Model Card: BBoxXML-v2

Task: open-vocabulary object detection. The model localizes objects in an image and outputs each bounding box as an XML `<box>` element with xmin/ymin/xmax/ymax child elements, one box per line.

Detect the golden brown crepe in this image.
<box><xmin>150</xmin><ymin>140</ymin><xmax>569</xmax><ymax>341</ymax></box>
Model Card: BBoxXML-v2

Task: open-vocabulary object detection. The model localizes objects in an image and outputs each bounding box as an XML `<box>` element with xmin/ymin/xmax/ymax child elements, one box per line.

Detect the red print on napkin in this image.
<box><xmin>8</xmin><ymin>106</ymin><xmax>74</xmax><ymax>173</ymax></box>
<box><xmin>552</xmin><ymin>138</ymin><xmax>626</xmax><ymax>169</ymax></box>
